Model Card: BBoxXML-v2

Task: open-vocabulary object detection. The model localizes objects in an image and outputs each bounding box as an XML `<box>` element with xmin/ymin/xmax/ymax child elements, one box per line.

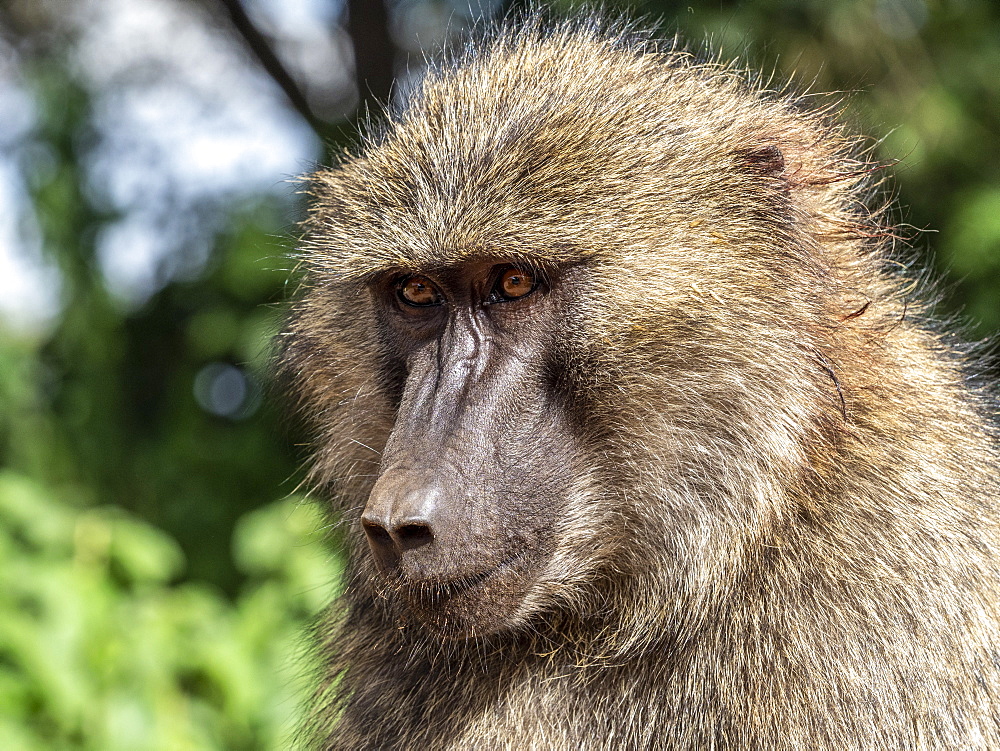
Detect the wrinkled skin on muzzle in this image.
<box><xmin>361</xmin><ymin>265</ymin><xmax>583</xmax><ymax>637</ymax></box>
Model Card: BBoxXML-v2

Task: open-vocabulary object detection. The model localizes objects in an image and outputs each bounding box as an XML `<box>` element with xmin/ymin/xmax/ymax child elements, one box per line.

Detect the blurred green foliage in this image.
<box><xmin>0</xmin><ymin>472</ymin><xmax>338</xmax><ymax>750</ymax></box>
<box><xmin>0</xmin><ymin>0</ymin><xmax>997</xmax><ymax>748</ymax></box>
<box><xmin>1</xmin><ymin>27</ymin><xmax>340</xmax><ymax>750</ymax></box>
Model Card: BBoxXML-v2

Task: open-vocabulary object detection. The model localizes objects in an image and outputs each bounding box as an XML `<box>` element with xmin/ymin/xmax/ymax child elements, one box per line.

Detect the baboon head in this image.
<box><xmin>282</xmin><ymin>23</ymin><xmax>875</xmax><ymax>642</ymax></box>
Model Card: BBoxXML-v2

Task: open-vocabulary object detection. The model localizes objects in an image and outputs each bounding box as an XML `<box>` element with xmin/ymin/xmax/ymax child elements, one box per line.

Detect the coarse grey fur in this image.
<box><xmin>280</xmin><ymin>16</ymin><xmax>1000</xmax><ymax>750</ymax></box>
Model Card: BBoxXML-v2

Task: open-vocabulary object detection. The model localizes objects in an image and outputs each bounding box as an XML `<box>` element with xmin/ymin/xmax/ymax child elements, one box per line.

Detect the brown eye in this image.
<box><xmin>397</xmin><ymin>275</ymin><xmax>443</xmax><ymax>307</ymax></box>
<box><xmin>491</xmin><ymin>266</ymin><xmax>537</xmax><ymax>302</ymax></box>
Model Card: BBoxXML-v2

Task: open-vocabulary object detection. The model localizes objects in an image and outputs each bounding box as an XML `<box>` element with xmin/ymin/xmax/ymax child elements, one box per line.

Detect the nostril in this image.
<box><xmin>361</xmin><ymin>519</ymin><xmax>390</xmax><ymax>540</ymax></box>
<box><xmin>362</xmin><ymin>518</ymin><xmax>401</xmax><ymax>572</ymax></box>
<box><xmin>363</xmin><ymin>517</ymin><xmax>434</xmax><ymax>555</ymax></box>
<box><xmin>363</xmin><ymin>519</ymin><xmax>392</xmax><ymax>547</ymax></box>
<box><xmin>395</xmin><ymin>522</ymin><xmax>434</xmax><ymax>552</ymax></box>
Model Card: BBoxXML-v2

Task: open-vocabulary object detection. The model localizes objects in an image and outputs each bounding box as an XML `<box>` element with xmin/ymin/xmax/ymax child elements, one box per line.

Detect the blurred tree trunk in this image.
<box><xmin>347</xmin><ymin>0</ymin><xmax>395</xmax><ymax>115</ymax></box>
<box><xmin>213</xmin><ymin>0</ymin><xmax>398</xmax><ymax>148</ymax></box>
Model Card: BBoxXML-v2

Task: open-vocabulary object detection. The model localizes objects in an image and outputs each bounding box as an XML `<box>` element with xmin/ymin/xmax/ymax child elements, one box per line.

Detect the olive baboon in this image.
<box><xmin>280</xmin><ymin>18</ymin><xmax>1000</xmax><ymax>750</ymax></box>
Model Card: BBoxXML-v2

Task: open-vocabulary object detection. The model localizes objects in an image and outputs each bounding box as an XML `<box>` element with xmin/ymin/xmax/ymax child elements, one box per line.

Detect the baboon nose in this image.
<box><xmin>362</xmin><ymin>514</ymin><xmax>435</xmax><ymax>572</ymax></box>
<box><xmin>362</xmin><ymin>515</ymin><xmax>434</xmax><ymax>552</ymax></box>
<box><xmin>362</xmin><ymin>479</ymin><xmax>440</xmax><ymax>571</ymax></box>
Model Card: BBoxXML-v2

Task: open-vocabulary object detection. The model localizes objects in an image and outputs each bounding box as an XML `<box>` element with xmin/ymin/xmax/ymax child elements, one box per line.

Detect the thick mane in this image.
<box><xmin>282</xmin><ymin>17</ymin><xmax>1000</xmax><ymax>751</ymax></box>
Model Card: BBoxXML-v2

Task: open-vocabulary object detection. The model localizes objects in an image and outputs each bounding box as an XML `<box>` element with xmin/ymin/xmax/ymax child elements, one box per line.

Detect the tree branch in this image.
<box><xmin>214</xmin><ymin>0</ymin><xmax>326</xmax><ymax>137</ymax></box>
<box><xmin>346</xmin><ymin>0</ymin><xmax>395</xmax><ymax>114</ymax></box>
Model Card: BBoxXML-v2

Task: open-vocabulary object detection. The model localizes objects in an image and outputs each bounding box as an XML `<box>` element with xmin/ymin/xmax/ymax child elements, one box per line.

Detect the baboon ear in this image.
<box><xmin>733</xmin><ymin>144</ymin><xmax>786</xmax><ymax>178</ymax></box>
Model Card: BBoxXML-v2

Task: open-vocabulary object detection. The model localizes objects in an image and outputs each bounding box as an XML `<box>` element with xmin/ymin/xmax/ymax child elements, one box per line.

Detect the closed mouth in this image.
<box><xmin>400</xmin><ymin>551</ymin><xmax>528</xmax><ymax>607</ymax></box>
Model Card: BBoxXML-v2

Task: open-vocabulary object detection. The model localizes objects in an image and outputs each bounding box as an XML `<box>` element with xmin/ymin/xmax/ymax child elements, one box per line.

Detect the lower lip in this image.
<box><xmin>402</xmin><ymin>551</ymin><xmax>528</xmax><ymax>604</ymax></box>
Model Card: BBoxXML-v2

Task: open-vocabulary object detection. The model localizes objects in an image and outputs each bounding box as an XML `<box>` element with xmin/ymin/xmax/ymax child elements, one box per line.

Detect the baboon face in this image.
<box><xmin>360</xmin><ymin>259</ymin><xmax>587</xmax><ymax>637</ymax></box>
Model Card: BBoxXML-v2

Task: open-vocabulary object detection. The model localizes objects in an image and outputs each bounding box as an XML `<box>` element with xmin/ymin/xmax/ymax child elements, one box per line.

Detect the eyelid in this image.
<box><xmin>396</xmin><ymin>274</ymin><xmax>444</xmax><ymax>307</ymax></box>
<box><xmin>486</xmin><ymin>264</ymin><xmax>542</xmax><ymax>304</ymax></box>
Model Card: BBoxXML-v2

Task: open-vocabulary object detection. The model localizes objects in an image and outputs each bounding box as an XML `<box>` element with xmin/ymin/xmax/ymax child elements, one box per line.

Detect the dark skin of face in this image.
<box><xmin>363</xmin><ymin>260</ymin><xmax>583</xmax><ymax>638</ymax></box>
